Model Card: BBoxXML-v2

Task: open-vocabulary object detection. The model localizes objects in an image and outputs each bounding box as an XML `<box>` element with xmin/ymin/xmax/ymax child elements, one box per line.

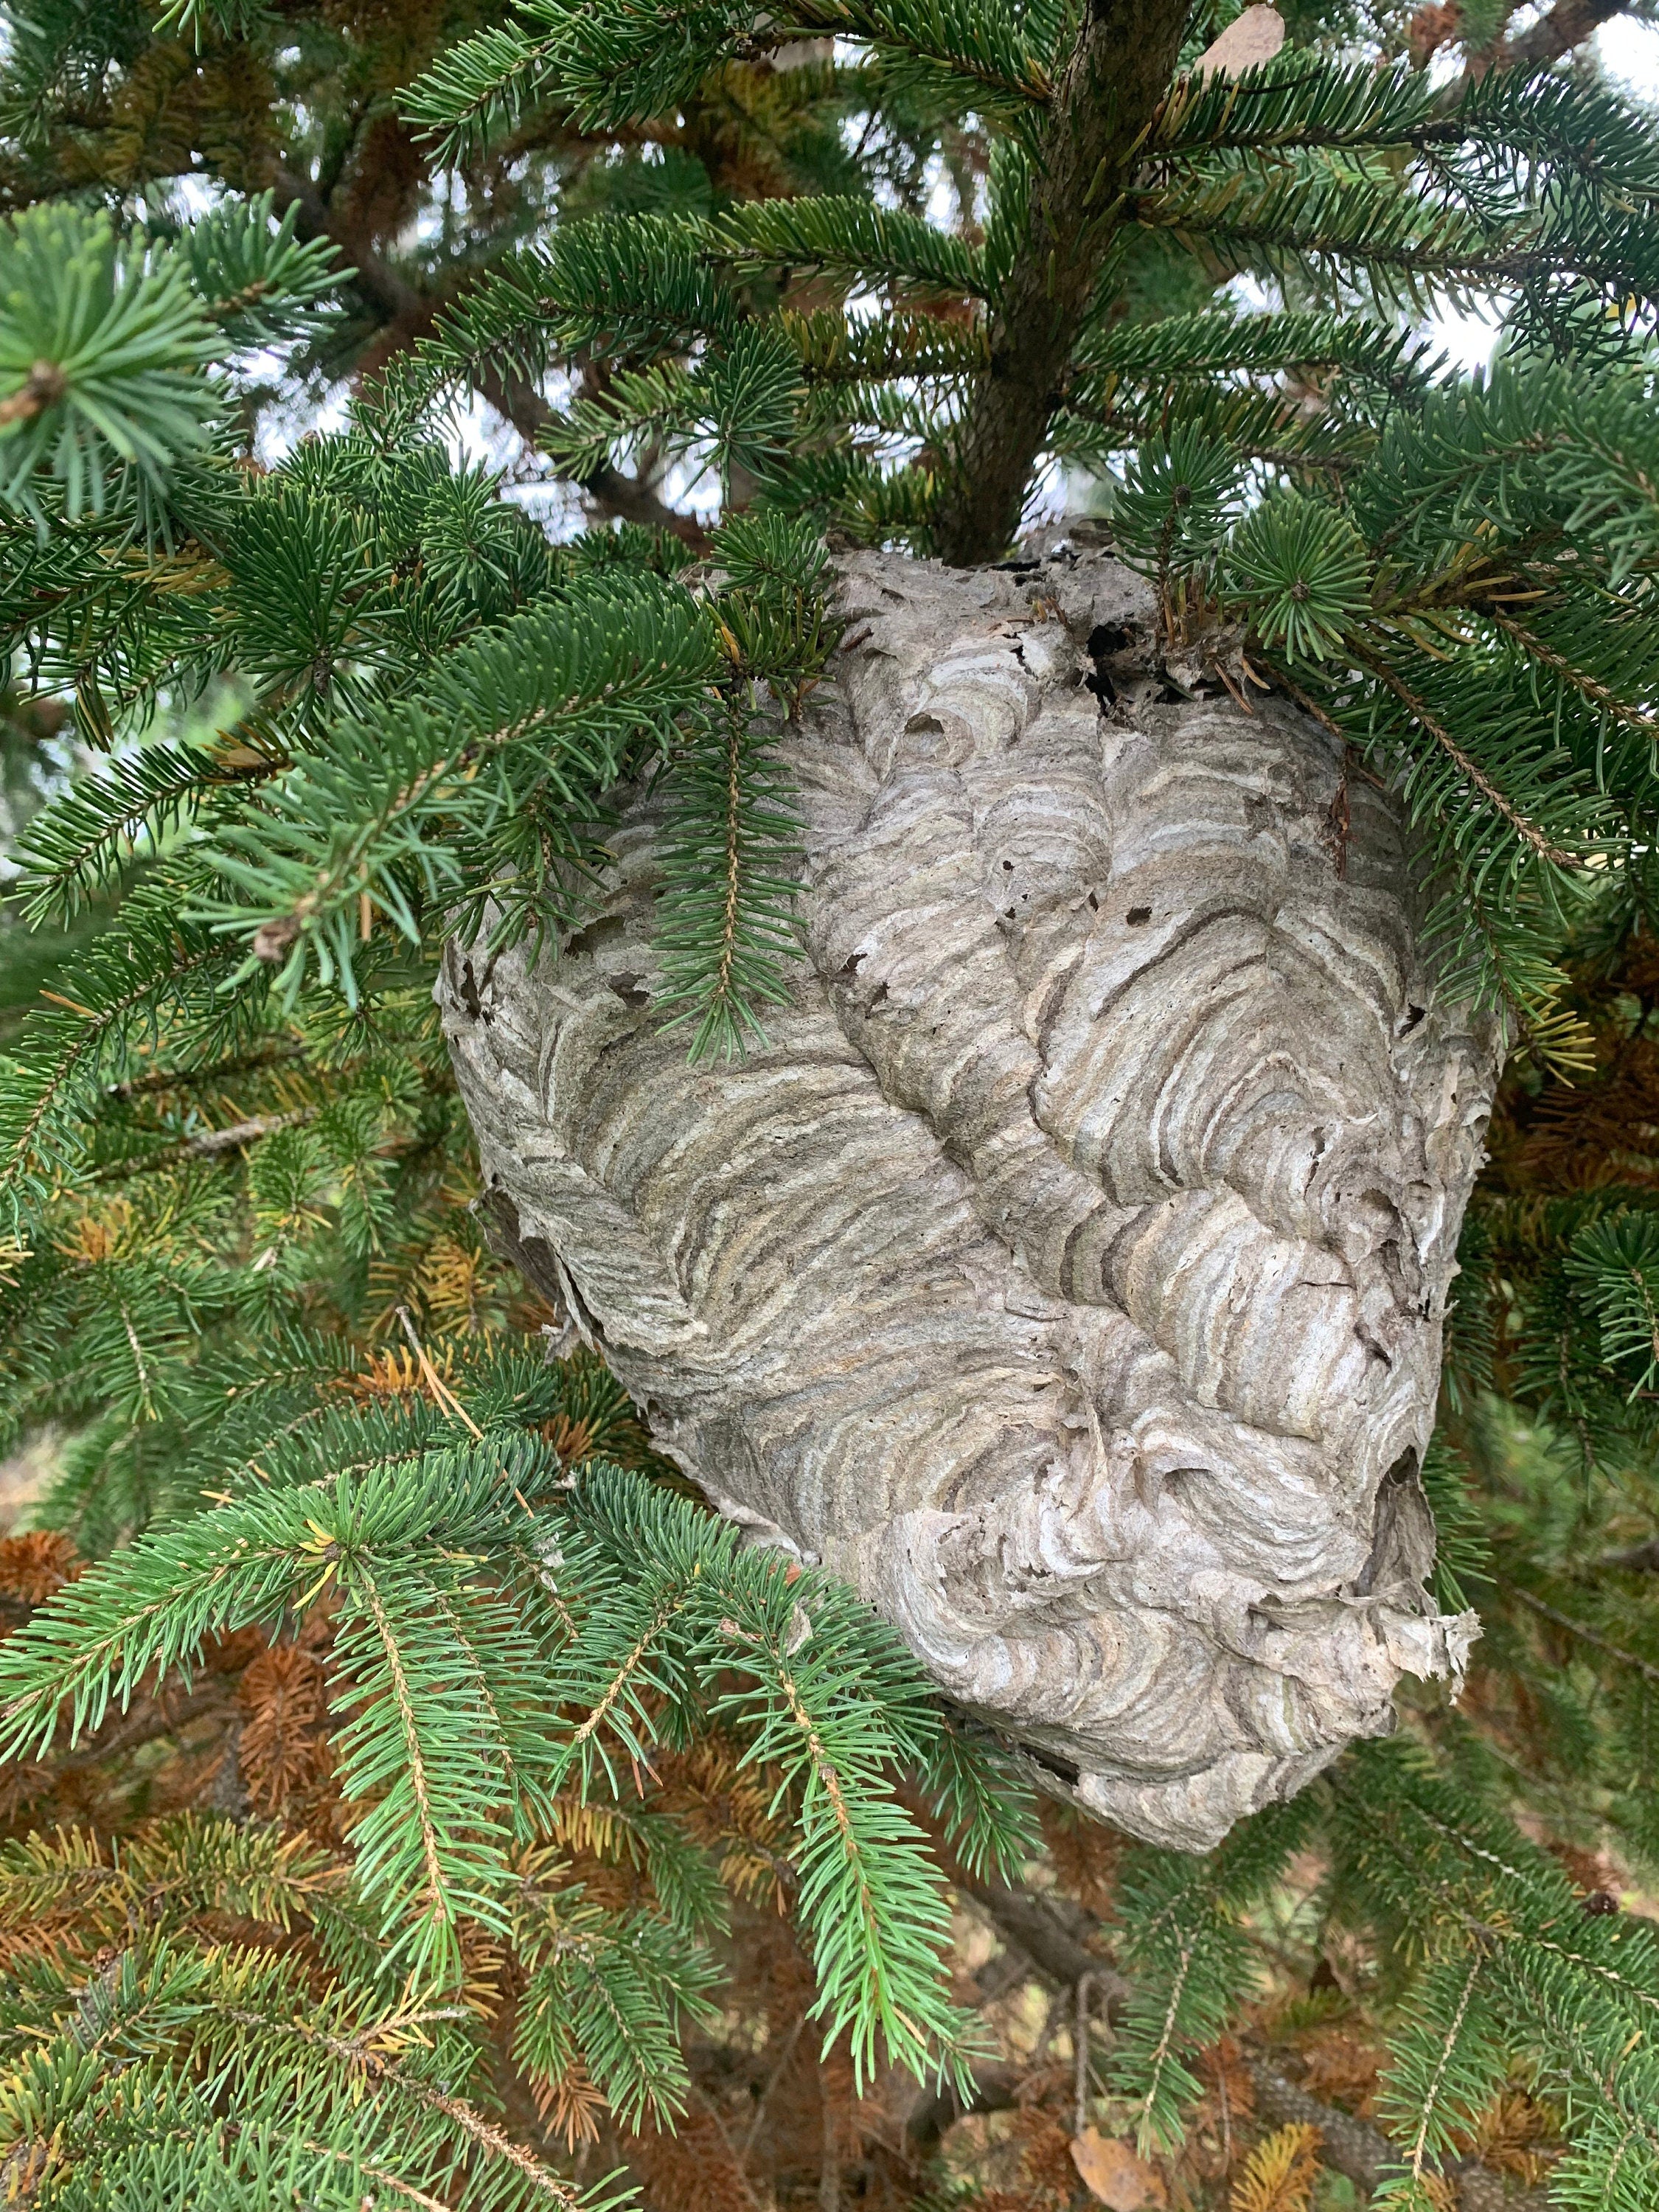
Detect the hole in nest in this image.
<box><xmin>1085</xmin><ymin>621</ymin><xmax>1134</xmax><ymax>706</ymax></box>
<box><xmin>606</xmin><ymin>973</ymin><xmax>650</xmax><ymax>1009</ymax></box>
<box><xmin>1126</xmin><ymin>905</ymin><xmax>1152</xmax><ymax>925</ymax></box>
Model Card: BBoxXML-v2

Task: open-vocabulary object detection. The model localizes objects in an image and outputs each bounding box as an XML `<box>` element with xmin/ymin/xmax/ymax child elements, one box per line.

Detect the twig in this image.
<box><xmin>1349</xmin><ymin>637</ymin><xmax>1585</xmax><ymax>869</ymax></box>
<box><xmin>741</xmin><ymin>2011</ymin><xmax>810</xmax><ymax>2157</ymax></box>
<box><xmin>1506</xmin><ymin>1582</ymin><xmax>1659</xmax><ymax>1686</ymax></box>
<box><xmin>689</xmin><ymin>2081</ymin><xmax>769</xmax><ymax>2212</ymax></box>
<box><xmin>91</xmin><ymin>1107</ymin><xmax>316</xmax><ymax>1181</ymax></box>
<box><xmin>1594</xmin><ymin>1535</ymin><xmax>1659</xmax><ymax>1574</ymax></box>
<box><xmin>956</xmin><ymin>1873</ymin><xmax>1133</xmax><ymax>2014</ymax></box>
<box><xmin>395</xmin><ymin>1304</ymin><xmax>484</xmax><ymax>1440</ymax></box>
<box><xmin>1074</xmin><ymin>1971</ymin><xmax>1111</xmax><ymax>2135</ymax></box>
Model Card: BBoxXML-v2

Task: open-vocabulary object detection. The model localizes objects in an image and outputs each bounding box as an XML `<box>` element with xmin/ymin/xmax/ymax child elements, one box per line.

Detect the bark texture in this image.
<box><xmin>439</xmin><ymin>547</ymin><xmax>1497</xmax><ymax>1851</ymax></box>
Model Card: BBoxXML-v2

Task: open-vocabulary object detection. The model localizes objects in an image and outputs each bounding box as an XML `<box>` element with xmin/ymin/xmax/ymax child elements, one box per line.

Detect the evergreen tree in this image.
<box><xmin>0</xmin><ymin>0</ymin><xmax>1658</xmax><ymax>2203</ymax></box>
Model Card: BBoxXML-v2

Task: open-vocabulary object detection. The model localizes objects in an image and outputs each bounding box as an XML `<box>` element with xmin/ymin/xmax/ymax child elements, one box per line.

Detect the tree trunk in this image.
<box><xmin>438</xmin><ymin>546</ymin><xmax>1498</xmax><ymax>1851</ymax></box>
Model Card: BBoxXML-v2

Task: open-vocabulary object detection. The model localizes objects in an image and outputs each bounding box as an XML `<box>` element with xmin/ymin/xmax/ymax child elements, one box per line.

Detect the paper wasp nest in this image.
<box><xmin>439</xmin><ymin>547</ymin><xmax>1494</xmax><ymax>1851</ymax></box>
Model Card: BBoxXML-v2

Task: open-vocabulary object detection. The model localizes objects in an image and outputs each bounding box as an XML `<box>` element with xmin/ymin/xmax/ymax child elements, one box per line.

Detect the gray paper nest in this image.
<box><xmin>440</xmin><ymin>545</ymin><xmax>1495</xmax><ymax>1851</ymax></box>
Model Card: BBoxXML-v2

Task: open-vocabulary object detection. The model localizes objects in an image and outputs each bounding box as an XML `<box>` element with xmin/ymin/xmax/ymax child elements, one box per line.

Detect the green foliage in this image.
<box><xmin>1566</xmin><ymin>1211</ymin><xmax>1659</xmax><ymax>1399</ymax></box>
<box><xmin>1328</xmin><ymin>1741</ymin><xmax>1659</xmax><ymax>2211</ymax></box>
<box><xmin>4</xmin><ymin>0</ymin><xmax>1659</xmax><ymax>2199</ymax></box>
<box><xmin>1105</xmin><ymin>348</ymin><xmax>1659</xmax><ymax>1049</ymax></box>
<box><xmin>0</xmin><ymin>1440</ymin><xmax>1007</xmax><ymax>2079</ymax></box>
<box><xmin>1109</xmin><ymin>1798</ymin><xmax>1318</xmax><ymax>2152</ymax></box>
<box><xmin>5</xmin><ymin>0</ymin><xmax>1652</xmax><ymax>1051</ymax></box>
<box><xmin>1417</xmin><ymin>1439</ymin><xmax>1492</xmax><ymax>1614</ymax></box>
<box><xmin>1110</xmin><ymin>425</ymin><xmax>1246</xmax><ymax>583</ymax></box>
<box><xmin>0</xmin><ymin>871</ymin><xmax>244</xmax><ymax>1213</ymax></box>
<box><xmin>653</xmin><ymin>696</ymin><xmax>804</xmax><ymax>1059</ymax></box>
<box><xmin>0</xmin><ymin>820</ymin><xmax>1031</xmax><ymax>2198</ymax></box>
<box><xmin>0</xmin><ymin>206</ymin><xmax>218</xmax><ymax>526</ymax></box>
<box><xmin>0</xmin><ymin>1822</ymin><xmax>639</xmax><ymax>2208</ymax></box>
<box><xmin>1222</xmin><ymin>492</ymin><xmax>1371</xmax><ymax>661</ymax></box>
<box><xmin>403</xmin><ymin>0</ymin><xmax>1049</xmax><ymax>159</ymax></box>
<box><xmin>194</xmin><ymin>570</ymin><xmax>723</xmax><ymax>1003</ymax></box>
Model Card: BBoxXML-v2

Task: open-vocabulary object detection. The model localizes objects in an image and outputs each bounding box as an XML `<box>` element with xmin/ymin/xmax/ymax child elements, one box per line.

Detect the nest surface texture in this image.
<box><xmin>439</xmin><ymin>547</ymin><xmax>1496</xmax><ymax>1849</ymax></box>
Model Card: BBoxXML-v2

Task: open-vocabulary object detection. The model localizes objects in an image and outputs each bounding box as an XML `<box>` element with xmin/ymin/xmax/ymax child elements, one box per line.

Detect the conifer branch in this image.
<box><xmin>0</xmin><ymin>919</ymin><xmax>230</xmax><ymax>1214</ymax></box>
<box><xmin>1505</xmin><ymin>1583</ymin><xmax>1659</xmax><ymax>1687</ymax></box>
<box><xmin>1481</xmin><ymin>607</ymin><xmax>1659</xmax><ymax>743</ymax></box>
<box><xmin>1494</xmin><ymin>0</ymin><xmax>1627</xmax><ymax>69</ymax></box>
<box><xmin>1348</xmin><ymin>638</ymin><xmax>1588</xmax><ymax>869</ymax></box>
<box><xmin>352</xmin><ymin>1568</ymin><xmax>449</xmax><ymax>1928</ymax></box>
<box><xmin>933</xmin><ymin>0</ymin><xmax>1192</xmax><ymax>560</ymax></box>
<box><xmin>1402</xmin><ymin>1949</ymin><xmax>1489</xmax><ymax>2187</ymax></box>
<box><xmin>92</xmin><ymin>1107</ymin><xmax>317</xmax><ymax>1180</ymax></box>
<box><xmin>226</xmin><ymin>1999</ymin><xmax>594</xmax><ymax>2206</ymax></box>
<box><xmin>6</xmin><ymin>4</ymin><xmax>1659</xmax><ymax>2196</ymax></box>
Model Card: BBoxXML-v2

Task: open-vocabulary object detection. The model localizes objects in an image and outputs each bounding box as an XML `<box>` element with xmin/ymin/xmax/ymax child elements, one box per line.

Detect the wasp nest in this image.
<box><xmin>439</xmin><ymin>546</ymin><xmax>1494</xmax><ymax>1851</ymax></box>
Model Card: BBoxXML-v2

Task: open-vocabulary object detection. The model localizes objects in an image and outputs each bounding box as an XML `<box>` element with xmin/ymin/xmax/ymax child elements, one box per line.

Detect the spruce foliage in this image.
<box><xmin>2</xmin><ymin>0</ymin><xmax>1659</xmax><ymax>2200</ymax></box>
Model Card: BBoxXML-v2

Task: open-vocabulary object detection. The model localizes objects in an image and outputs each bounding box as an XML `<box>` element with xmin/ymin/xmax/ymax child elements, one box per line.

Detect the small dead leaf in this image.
<box><xmin>783</xmin><ymin>1598</ymin><xmax>813</xmax><ymax>1654</ymax></box>
<box><xmin>1194</xmin><ymin>4</ymin><xmax>1286</xmax><ymax>77</ymax></box>
<box><xmin>1070</xmin><ymin>2129</ymin><xmax>1165</xmax><ymax>2210</ymax></box>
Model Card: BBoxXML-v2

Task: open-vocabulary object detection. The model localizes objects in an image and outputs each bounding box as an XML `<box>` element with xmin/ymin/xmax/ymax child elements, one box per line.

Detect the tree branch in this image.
<box><xmin>1593</xmin><ymin>1534</ymin><xmax>1659</xmax><ymax>1573</ymax></box>
<box><xmin>933</xmin><ymin>0</ymin><xmax>1192</xmax><ymax>563</ymax></box>
<box><xmin>959</xmin><ymin>1877</ymin><xmax>1553</xmax><ymax>2208</ymax></box>
<box><xmin>91</xmin><ymin>1107</ymin><xmax>317</xmax><ymax>1183</ymax></box>
<box><xmin>1494</xmin><ymin>0</ymin><xmax>1629</xmax><ymax>69</ymax></box>
<box><xmin>904</xmin><ymin>2060</ymin><xmax>1026</xmax><ymax>2153</ymax></box>
<box><xmin>1252</xmin><ymin>2059</ymin><xmax>1553</xmax><ymax>2208</ymax></box>
<box><xmin>577</xmin><ymin>462</ymin><xmax>710</xmax><ymax>548</ymax></box>
<box><xmin>262</xmin><ymin>165</ymin><xmax>429</xmax><ymax>333</ymax></box>
<box><xmin>956</xmin><ymin>1870</ymin><xmax>1133</xmax><ymax>2008</ymax></box>
<box><xmin>1249</xmin><ymin>2061</ymin><xmax>1397</xmax><ymax>2194</ymax></box>
<box><xmin>260</xmin><ymin>169</ymin><xmax>707</xmax><ymax>547</ymax></box>
<box><xmin>0</xmin><ymin>1677</ymin><xmax>240</xmax><ymax>1822</ymax></box>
